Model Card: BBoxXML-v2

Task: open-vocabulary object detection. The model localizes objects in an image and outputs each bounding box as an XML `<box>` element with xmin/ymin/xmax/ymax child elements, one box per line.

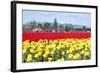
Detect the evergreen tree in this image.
<box><xmin>32</xmin><ymin>20</ymin><xmax>37</xmax><ymax>28</ymax></box>
<box><xmin>53</xmin><ymin>18</ymin><xmax>58</xmax><ymax>31</ymax></box>
<box><xmin>38</xmin><ymin>23</ymin><xmax>43</xmax><ymax>29</ymax></box>
<box><xmin>43</xmin><ymin>22</ymin><xmax>51</xmax><ymax>32</ymax></box>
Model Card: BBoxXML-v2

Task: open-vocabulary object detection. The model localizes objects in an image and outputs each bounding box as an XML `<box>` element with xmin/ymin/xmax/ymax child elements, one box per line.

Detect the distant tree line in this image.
<box><xmin>23</xmin><ymin>18</ymin><xmax>91</xmax><ymax>32</ymax></box>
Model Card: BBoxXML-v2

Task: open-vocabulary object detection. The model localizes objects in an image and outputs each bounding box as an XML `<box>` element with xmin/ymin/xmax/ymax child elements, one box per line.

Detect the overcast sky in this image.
<box><xmin>23</xmin><ymin>10</ymin><xmax>91</xmax><ymax>27</ymax></box>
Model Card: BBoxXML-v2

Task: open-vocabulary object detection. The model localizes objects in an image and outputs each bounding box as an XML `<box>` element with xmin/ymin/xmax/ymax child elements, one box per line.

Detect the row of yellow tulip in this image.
<box><xmin>22</xmin><ymin>38</ymin><xmax>91</xmax><ymax>63</ymax></box>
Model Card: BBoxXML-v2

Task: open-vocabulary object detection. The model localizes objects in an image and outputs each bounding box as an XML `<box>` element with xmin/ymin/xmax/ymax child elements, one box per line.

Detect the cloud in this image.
<box><xmin>59</xmin><ymin>21</ymin><xmax>64</xmax><ymax>24</ymax></box>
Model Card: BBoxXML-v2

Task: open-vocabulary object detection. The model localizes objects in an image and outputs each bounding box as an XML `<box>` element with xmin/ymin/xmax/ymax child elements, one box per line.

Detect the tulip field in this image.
<box><xmin>22</xmin><ymin>32</ymin><xmax>91</xmax><ymax>63</ymax></box>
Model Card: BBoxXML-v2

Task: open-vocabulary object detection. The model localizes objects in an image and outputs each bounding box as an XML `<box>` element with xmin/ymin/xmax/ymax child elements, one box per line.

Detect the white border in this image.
<box><xmin>16</xmin><ymin>4</ymin><xmax>96</xmax><ymax>70</ymax></box>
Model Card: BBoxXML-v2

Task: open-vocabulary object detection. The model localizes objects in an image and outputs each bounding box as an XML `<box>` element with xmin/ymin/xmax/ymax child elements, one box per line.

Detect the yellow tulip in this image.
<box><xmin>23</xmin><ymin>40</ymin><xmax>30</xmax><ymax>50</ymax></box>
<box><xmin>23</xmin><ymin>38</ymin><xmax>91</xmax><ymax>62</ymax></box>
<box><xmin>73</xmin><ymin>53</ymin><xmax>81</xmax><ymax>60</ymax></box>
<box><xmin>68</xmin><ymin>54</ymin><xmax>73</xmax><ymax>59</ymax></box>
<box><xmin>43</xmin><ymin>54</ymin><xmax>47</xmax><ymax>58</ymax></box>
<box><xmin>61</xmin><ymin>51</ymin><xmax>65</xmax><ymax>55</ymax></box>
<box><xmin>48</xmin><ymin>57</ymin><xmax>52</xmax><ymax>61</ymax></box>
<box><xmin>27</xmin><ymin>54</ymin><xmax>33</xmax><ymax>62</ymax></box>
<box><xmin>34</xmin><ymin>54</ymin><xmax>39</xmax><ymax>58</ymax></box>
<box><xmin>22</xmin><ymin>49</ymin><xmax>27</xmax><ymax>54</ymax></box>
<box><xmin>61</xmin><ymin>57</ymin><xmax>65</xmax><ymax>61</ymax></box>
<box><xmin>50</xmin><ymin>51</ymin><xmax>54</xmax><ymax>55</ymax></box>
<box><xmin>38</xmin><ymin>51</ymin><xmax>42</xmax><ymax>56</ymax></box>
<box><xmin>57</xmin><ymin>59</ymin><xmax>61</xmax><ymax>62</ymax></box>
<box><xmin>30</xmin><ymin>49</ymin><xmax>34</xmax><ymax>54</ymax></box>
<box><xmin>80</xmin><ymin>50</ymin><xmax>85</xmax><ymax>55</ymax></box>
<box><xmin>45</xmin><ymin>50</ymin><xmax>49</xmax><ymax>55</ymax></box>
<box><xmin>84</xmin><ymin>51</ymin><xmax>90</xmax><ymax>56</ymax></box>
